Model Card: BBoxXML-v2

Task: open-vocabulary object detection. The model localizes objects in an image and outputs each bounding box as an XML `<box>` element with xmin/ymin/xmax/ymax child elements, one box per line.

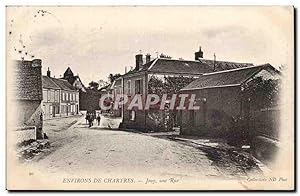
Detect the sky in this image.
<box><xmin>7</xmin><ymin>6</ymin><xmax>294</xmax><ymax>86</ymax></box>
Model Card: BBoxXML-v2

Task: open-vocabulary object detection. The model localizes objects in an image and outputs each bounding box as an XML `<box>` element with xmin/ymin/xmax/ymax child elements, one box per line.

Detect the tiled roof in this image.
<box><xmin>198</xmin><ymin>59</ymin><xmax>253</xmax><ymax>71</ymax></box>
<box><xmin>147</xmin><ymin>58</ymin><xmax>213</xmax><ymax>74</ymax></box>
<box><xmin>181</xmin><ymin>64</ymin><xmax>278</xmax><ymax>91</ymax></box>
<box><xmin>125</xmin><ymin>58</ymin><xmax>254</xmax><ymax>76</ymax></box>
<box><xmin>42</xmin><ymin>76</ymin><xmax>60</xmax><ymax>89</ymax></box>
<box><xmin>42</xmin><ymin>76</ymin><xmax>77</xmax><ymax>91</ymax></box>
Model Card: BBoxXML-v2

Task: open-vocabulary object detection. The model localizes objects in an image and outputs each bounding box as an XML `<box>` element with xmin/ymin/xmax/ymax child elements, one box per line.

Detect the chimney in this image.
<box><xmin>213</xmin><ymin>53</ymin><xmax>216</xmax><ymax>71</ymax></box>
<box><xmin>135</xmin><ymin>53</ymin><xmax>143</xmax><ymax>70</ymax></box>
<box><xmin>146</xmin><ymin>53</ymin><xmax>151</xmax><ymax>63</ymax></box>
<box><xmin>194</xmin><ymin>46</ymin><xmax>204</xmax><ymax>60</ymax></box>
<box><xmin>47</xmin><ymin>67</ymin><xmax>51</xmax><ymax>77</ymax></box>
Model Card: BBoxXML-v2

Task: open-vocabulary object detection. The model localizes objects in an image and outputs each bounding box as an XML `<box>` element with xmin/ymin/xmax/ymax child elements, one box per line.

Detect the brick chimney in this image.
<box><xmin>47</xmin><ymin>67</ymin><xmax>51</xmax><ymax>77</ymax></box>
<box><xmin>146</xmin><ymin>53</ymin><xmax>151</xmax><ymax>64</ymax></box>
<box><xmin>135</xmin><ymin>54</ymin><xmax>143</xmax><ymax>70</ymax></box>
<box><xmin>194</xmin><ymin>46</ymin><xmax>204</xmax><ymax>60</ymax></box>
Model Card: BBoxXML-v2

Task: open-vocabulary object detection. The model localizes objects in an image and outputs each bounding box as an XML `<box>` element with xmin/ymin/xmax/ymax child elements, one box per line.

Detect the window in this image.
<box><xmin>66</xmin><ymin>93</ymin><xmax>69</xmax><ymax>101</ymax></box>
<box><xmin>47</xmin><ymin>90</ymin><xmax>50</xmax><ymax>101</ymax></box>
<box><xmin>55</xmin><ymin>91</ymin><xmax>59</xmax><ymax>102</ymax></box>
<box><xmin>129</xmin><ymin>110</ymin><xmax>136</xmax><ymax>121</ymax></box>
<box><xmin>127</xmin><ymin>80</ymin><xmax>131</xmax><ymax>95</ymax></box>
<box><xmin>50</xmin><ymin>90</ymin><xmax>55</xmax><ymax>102</ymax></box>
<box><xmin>43</xmin><ymin>90</ymin><xmax>47</xmax><ymax>102</ymax></box>
<box><xmin>135</xmin><ymin>79</ymin><xmax>143</xmax><ymax>94</ymax></box>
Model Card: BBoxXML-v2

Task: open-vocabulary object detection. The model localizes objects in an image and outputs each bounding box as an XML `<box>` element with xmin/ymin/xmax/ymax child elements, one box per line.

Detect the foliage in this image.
<box><xmin>108</xmin><ymin>73</ymin><xmax>121</xmax><ymax>84</ymax></box>
<box><xmin>148</xmin><ymin>75</ymin><xmax>196</xmax><ymax>96</ymax></box>
<box><xmin>98</xmin><ymin>79</ymin><xmax>109</xmax><ymax>90</ymax></box>
<box><xmin>148</xmin><ymin>75</ymin><xmax>196</xmax><ymax>131</ymax></box>
<box><xmin>88</xmin><ymin>81</ymin><xmax>99</xmax><ymax>90</ymax></box>
<box><xmin>242</xmin><ymin>77</ymin><xmax>281</xmax><ymax>109</ymax></box>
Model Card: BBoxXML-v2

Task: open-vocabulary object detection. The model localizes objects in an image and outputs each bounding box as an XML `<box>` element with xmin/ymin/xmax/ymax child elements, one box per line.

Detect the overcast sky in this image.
<box><xmin>7</xmin><ymin>6</ymin><xmax>293</xmax><ymax>85</ymax></box>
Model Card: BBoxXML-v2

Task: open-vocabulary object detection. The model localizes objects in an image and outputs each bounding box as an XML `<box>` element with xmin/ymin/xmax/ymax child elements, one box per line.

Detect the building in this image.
<box><xmin>113</xmin><ymin>47</ymin><xmax>254</xmax><ymax>131</ymax></box>
<box><xmin>11</xmin><ymin>59</ymin><xmax>44</xmax><ymax>140</ymax></box>
<box><xmin>42</xmin><ymin>68</ymin><xmax>79</xmax><ymax>119</ymax></box>
<box><xmin>179</xmin><ymin>64</ymin><xmax>281</xmax><ymax>139</ymax></box>
<box><xmin>62</xmin><ymin>67</ymin><xmax>86</xmax><ymax>92</ymax></box>
<box><xmin>60</xmin><ymin>67</ymin><xmax>104</xmax><ymax>112</ymax></box>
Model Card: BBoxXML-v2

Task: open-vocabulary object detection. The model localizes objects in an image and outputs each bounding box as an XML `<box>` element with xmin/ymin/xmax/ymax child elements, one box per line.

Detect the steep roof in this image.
<box><xmin>42</xmin><ymin>76</ymin><xmax>60</xmax><ymax>89</ymax></box>
<box><xmin>124</xmin><ymin>58</ymin><xmax>254</xmax><ymax>76</ymax></box>
<box><xmin>64</xmin><ymin>67</ymin><xmax>74</xmax><ymax>76</ymax></box>
<box><xmin>42</xmin><ymin>76</ymin><xmax>77</xmax><ymax>91</ymax></box>
<box><xmin>181</xmin><ymin>64</ymin><xmax>279</xmax><ymax>91</ymax></box>
<box><xmin>63</xmin><ymin>75</ymin><xmax>79</xmax><ymax>85</ymax></box>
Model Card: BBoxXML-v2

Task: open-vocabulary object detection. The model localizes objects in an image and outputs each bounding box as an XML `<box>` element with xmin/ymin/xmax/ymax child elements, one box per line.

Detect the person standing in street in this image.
<box><xmin>96</xmin><ymin>113</ymin><xmax>101</xmax><ymax>126</ymax></box>
<box><xmin>88</xmin><ymin>113</ymin><xmax>93</xmax><ymax>128</ymax></box>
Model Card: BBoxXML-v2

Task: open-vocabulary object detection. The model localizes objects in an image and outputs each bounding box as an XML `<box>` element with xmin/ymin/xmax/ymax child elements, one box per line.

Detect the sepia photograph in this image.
<box><xmin>5</xmin><ymin>5</ymin><xmax>295</xmax><ymax>191</ymax></box>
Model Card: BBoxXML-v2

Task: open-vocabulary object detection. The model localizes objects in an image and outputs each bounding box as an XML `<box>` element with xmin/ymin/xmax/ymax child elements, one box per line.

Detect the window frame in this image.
<box><xmin>127</xmin><ymin>80</ymin><xmax>131</xmax><ymax>95</ymax></box>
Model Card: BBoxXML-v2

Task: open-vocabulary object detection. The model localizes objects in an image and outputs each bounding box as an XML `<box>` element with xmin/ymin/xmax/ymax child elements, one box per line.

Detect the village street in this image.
<box><xmin>25</xmin><ymin>114</ymin><xmax>263</xmax><ymax>183</ymax></box>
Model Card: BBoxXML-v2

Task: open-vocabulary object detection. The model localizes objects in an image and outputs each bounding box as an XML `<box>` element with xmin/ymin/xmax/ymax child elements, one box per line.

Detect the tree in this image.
<box><xmin>88</xmin><ymin>81</ymin><xmax>99</xmax><ymax>90</ymax></box>
<box><xmin>242</xmin><ymin>77</ymin><xmax>280</xmax><ymax>109</ymax></box>
<box><xmin>98</xmin><ymin>79</ymin><xmax>109</xmax><ymax>89</ymax></box>
<box><xmin>148</xmin><ymin>75</ymin><xmax>196</xmax><ymax>96</ymax></box>
<box><xmin>108</xmin><ymin>73</ymin><xmax>121</xmax><ymax>84</ymax></box>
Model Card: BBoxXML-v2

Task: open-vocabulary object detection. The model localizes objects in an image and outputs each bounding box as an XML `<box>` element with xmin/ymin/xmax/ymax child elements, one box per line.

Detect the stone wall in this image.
<box><xmin>12</xmin><ymin>60</ymin><xmax>43</xmax><ymax>139</ymax></box>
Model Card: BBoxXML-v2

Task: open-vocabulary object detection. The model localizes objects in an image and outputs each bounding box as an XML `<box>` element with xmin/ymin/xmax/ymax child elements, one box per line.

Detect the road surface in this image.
<box><xmin>20</xmin><ymin>114</ymin><xmax>264</xmax><ymax>191</ymax></box>
<box><xmin>28</xmin><ymin>115</ymin><xmax>222</xmax><ymax>180</ymax></box>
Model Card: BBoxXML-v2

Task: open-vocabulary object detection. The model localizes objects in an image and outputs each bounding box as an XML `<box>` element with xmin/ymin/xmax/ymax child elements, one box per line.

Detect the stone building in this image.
<box><xmin>42</xmin><ymin>68</ymin><xmax>80</xmax><ymax>119</ymax></box>
<box><xmin>179</xmin><ymin>64</ymin><xmax>281</xmax><ymax>138</ymax></box>
<box><xmin>113</xmin><ymin>47</ymin><xmax>254</xmax><ymax>131</ymax></box>
<box><xmin>11</xmin><ymin>59</ymin><xmax>44</xmax><ymax>140</ymax></box>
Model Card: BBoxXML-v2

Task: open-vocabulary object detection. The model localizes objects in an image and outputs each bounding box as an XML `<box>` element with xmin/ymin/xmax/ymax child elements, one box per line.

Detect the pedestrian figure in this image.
<box><xmin>96</xmin><ymin>114</ymin><xmax>101</xmax><ymax>126</ymax></box>
<box><xmin>88</xmin><ymin>114</ymin><xmax>93</xmax><ymax>128</ymax></box>
<box><xmin>85</xmin><ymin>113</ymin><xmax>90</xmax><ymax>125</ymax></box>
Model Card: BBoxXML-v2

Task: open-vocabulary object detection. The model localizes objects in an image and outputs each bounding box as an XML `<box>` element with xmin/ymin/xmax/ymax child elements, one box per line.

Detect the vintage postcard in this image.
<box><xmin>6</xmin><ymin>6</ymin><xmax>295</xmax><ymax>191</ymax></box>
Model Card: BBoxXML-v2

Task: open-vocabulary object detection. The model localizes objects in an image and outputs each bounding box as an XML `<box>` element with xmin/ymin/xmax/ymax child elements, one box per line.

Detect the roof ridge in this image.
<box><xmin>43</xmin><ymin>75</ymin><xmax>61</xmax><ymax>89</ymax></box>
<box><xmin>43</xmin><ymin>75</ymin><xmax>77</xmax><ymax>91</ymax></box>
<box><xmin>203</xmin><ymin>64</ymin><xmax>265</xmax><ymax>76</ymax></box>
<box><xmin>199</xmin><ymin>58</ymin><xmax>253</xmax><ymax>65</ymax></box>
<box><xmin>156</xmin><ymin>57</ymin><xmax>253</xmax><ymax>65</ymax></box>
<box><xmin>147</xmin><ymin>58</ymin><xmax>159</xmax><ymax>70</ymax></box>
